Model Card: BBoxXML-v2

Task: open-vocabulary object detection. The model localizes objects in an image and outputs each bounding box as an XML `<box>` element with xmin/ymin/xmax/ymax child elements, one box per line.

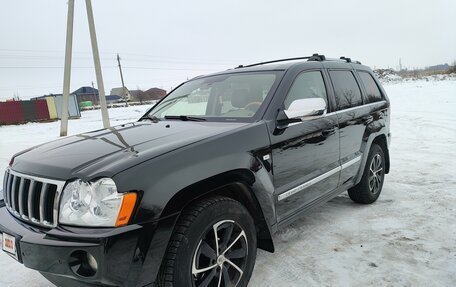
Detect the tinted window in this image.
<box><xmin>284</xmin><ymin>71</ymin><xmax>328</xmax><ymax>109</ymax></box>
<box><xmin>329</xmin><ymin>70</ymin><xmax>362</xmax><ymax>110</ymax></box>
<box><xmin>359</xmin><ymin>71</ymin><xmax>382</xmax><ymax>103</ymax></box>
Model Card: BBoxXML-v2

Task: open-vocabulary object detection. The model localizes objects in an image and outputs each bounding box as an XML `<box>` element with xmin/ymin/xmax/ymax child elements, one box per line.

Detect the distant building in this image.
<box><xmin>110</xmin><ymin>87</ymin><xmax>167</xmax><ymax>103</ymax></box>
<box><xmin>67</xmin><ymin>86</ymin><xmax>124</xmax><ymax>105</ymax></box>
<box><xmin>30</xmin><ymin>94</ymin><xmax>81</xmax><ymax>119</ymax></box>
<box><xmin>128</xmin><ymin>90</ymin><xmax>143</xmax><ymax>101</ymax></box>
<box><xmin>72</xmin><ymin>86</ymin><xmax>100</xmax><ymax>105</ymax></box>
<box><xmin>110</xmin><ymin>87</ymin><xmax>131</xmax><ymax>102</ymax></box>
<box><xmin>31</xmin><ymin>86</ymin><xmax>166</xmax><ymax>113</ymax></box>
<box><xmin>105</xmin><ymin>95</ymin><xmax>123</xmax><ymax>104</ymax></box>
<box><xmin>425</xmin><ymin>64</ymin><xmax>450</xmax><ymax>72</ymax></box>
<box><xmin>144</xmin><ymin>88</ymin><xmax>167</xmax><ymax>100</ymax></box>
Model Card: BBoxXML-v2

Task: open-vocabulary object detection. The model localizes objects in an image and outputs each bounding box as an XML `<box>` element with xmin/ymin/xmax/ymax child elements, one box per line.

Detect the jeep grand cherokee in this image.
<box><xmin>0</xmin><ymin>54</ymin><xmax>390</xmax><ymax>287</ymax></box>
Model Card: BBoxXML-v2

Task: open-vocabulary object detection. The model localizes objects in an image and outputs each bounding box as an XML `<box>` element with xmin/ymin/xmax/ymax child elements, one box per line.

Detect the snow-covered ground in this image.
<box><xmin>0</xmin><ymin>79</ymin><xmax>455</xmax><ymax>286</ymax></box>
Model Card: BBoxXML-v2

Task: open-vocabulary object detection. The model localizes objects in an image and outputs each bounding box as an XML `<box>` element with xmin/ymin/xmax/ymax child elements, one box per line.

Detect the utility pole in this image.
<box><xmin>60</xmin><ymin>0</ymin><xmax>75</xmax><ymax>137</ymax></box>
<box><xmin>117</xmin><ymin>54</ymin><xmax>128</xmax><ymax>106</ymax></box>
<box><xmin>60</xmin><ymin>0</ymin><xmax>110</xmax><ymax>136</ymax></box>
<box><xmin>86</xmin><ymin>0</ymin><xmax>110</xmax><ymax>129</ymax></box>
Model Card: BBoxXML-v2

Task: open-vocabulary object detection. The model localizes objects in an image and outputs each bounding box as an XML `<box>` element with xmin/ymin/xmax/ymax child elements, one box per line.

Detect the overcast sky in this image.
<box><xmin>1</xmin><ymin>0</ymin><xmax>455</xmax><ymax>99</ymax></box>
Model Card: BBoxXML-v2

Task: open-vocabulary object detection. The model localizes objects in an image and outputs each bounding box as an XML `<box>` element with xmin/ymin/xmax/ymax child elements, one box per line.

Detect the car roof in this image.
<box><xmin>192</xmin><ymin>55</ymin><xmax>372</xmax><ymax>80</ymax></box>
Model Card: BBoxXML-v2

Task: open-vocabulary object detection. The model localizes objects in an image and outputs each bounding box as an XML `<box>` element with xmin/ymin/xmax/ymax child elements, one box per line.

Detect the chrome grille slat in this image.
<box><xmin>18</xmin><ymin>177</ymin><xmax>25</xmax><ymax>215</ymax></box>
<box><xmin>2</xmin><ymin>171</ymin><xmax>9</xmax><ymax>205</ymax></box>
<box><xmin>39</xmin><ymin>183</ymin><xmax>49</xmax><ymax>224</ymax></box>
<box><xmin>10</xmin><ymin>175</ymin><xmax>18</xmax><ymax>210</ymax></box>
<box><xmin>52</xmin><ymin>188</ymin><xmax>60</xmax><ymax>226</ymax></box>
<box><xmin>5</xmin><ymin>173</ymin><xmax>12</xmax><ymax>206</ymax></box>
<box><xmin>27</xmin><ymin>180</ymin><xmax>36</xmax><ymax>221</ymax></box>
<box><xmin>7</xmin><ymin>175</ymin><xmax>12</xmax><ymax>208</ymax></box>
<box><xmin>3</xmin><ymin>169</ymin><xmax>65</xmax><ymax>228</ymax></box>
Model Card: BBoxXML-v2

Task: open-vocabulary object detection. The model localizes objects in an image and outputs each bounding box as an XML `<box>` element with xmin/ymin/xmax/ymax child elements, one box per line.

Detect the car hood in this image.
<box><xmin>11</xmin><ymin>121</ymin><xmax>248</xmax><ymax>181</ymax></box>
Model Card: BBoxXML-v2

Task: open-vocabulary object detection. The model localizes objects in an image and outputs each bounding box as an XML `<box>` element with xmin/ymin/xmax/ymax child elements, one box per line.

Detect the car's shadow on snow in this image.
<box><xmin>249</xmin><ymin>192</ymin><xmax>395</xmax><ymax>285</ymax></box>
<box><xmin>260</xmin><ymin>192</ymin><xmax>394</xmax><ymax>251</ymax></box>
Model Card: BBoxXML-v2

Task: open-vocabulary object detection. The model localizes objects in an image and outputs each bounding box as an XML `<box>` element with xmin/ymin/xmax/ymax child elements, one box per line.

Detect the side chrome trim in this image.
<box><xmin>278</xmin><ymin>155</ymin><xmax>362</xmax><ymax>201</ymax></box>
<box><xmin>341</xmin><ymin>156</ymin><xmax>361</xmax><ymax>169</ymax></box>
<box><xmin>329</xmin><ymin>100</ymin><xmax>387</xmax><ymax>116</ymax></box>
<box><xmin>278</xmin><ymin>167</ymin><xmax>340</xmax><ymax>201</ymax></box>
<box><xmin>285</xmin><ymin>101</ymin><xmax>387</xmax><ymax>127</ymax></box>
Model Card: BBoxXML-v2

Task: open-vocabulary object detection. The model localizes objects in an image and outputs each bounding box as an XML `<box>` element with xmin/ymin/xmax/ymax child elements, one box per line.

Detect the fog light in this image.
<box><xmin>69</xmin><ymin>250</ymin><xmax>98</xmax><ymax>277</ymax></box>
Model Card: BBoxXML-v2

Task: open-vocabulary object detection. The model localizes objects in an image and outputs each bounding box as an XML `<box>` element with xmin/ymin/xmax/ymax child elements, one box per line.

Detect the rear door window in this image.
<box><xmin>358</xmin><ymin>71</ymin><xmax>383</xmax><ymax>103</ymax></box>
<box><xmin>328</xmin><ymin>70</ymin><xmax>363</xmax><ymax>110</ymax></box>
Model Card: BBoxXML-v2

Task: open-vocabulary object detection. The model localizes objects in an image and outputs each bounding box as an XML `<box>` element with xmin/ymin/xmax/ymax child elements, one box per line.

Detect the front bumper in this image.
<box><xmin>0</xmin><ymin>206</ymin><xmax>178</xmax><ymax>286</ymax></box>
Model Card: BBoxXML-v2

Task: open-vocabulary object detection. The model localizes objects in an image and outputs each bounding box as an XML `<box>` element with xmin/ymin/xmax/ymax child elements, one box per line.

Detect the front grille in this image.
<box><xmin>2</xmin><ymin>169</ymin><xmax>65</xmax><ymax>228</ymax></box>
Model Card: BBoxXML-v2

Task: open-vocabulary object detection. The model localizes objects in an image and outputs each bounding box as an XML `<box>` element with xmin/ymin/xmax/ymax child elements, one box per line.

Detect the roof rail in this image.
<box><xmin>234</xmin><ymin>54</ymin><xmax>362</xmax><ymax>69</ymax></box>
<box><xmin>308</xmin><ymin>53</ymin><xmax>326</xmax><ymax>61</ymax></box>
<box><xmin>340</xmin><ymin>56</ymin><xmax>362</xmax><ymax>64</ymax></box>
<box><xmin>236</xmin><ymin>53</ymin><xmax>326</xmax><ymax>69</ymax></box>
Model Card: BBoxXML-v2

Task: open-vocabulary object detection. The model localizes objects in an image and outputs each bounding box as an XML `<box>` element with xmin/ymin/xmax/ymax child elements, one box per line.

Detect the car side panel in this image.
<box><xmin>351</xmin><ymin>68</ymin><xmax>391</xmax><ymax>184</ymax></box>
<box><xmin>272</xmin><ymin>67</ymin><xmax>390</xmax><ymax>229</ymax></box>
<box><xmin>112</xmin><ymin>122</ymin><xmax>275</xmax><ymax>285</ymax></box>
<box><xmin>336</xmin><ymin>105</ymin><xmax>371</xmax><ymax>185</ymax></box>
<box><xmin>352</xmin><ymin>101</ymin><xmax>389</xmax><ymax>185</ymax></box>
<box><xmin>114</xmin><ymin>122</ymin><xmax>274</xmax><ymax>224</ymax></box>
<box><xmin>270</xmin><ymin>114</ymin><xmax>340</xmax><ymax>222</ymax></box>
<box><xmin>324</xmin><ymin>67</ymin><xmax>387</xmax><ymax>187</ymax></box>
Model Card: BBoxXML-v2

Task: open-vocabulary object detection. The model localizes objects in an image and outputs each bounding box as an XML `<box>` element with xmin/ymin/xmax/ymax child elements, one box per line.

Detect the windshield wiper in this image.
<box><xmin>139</xmin><ymin>114</ymin><xmax>161</xmax><ymax>122</ymax></box>
<box><xmin>164</xmin><ymin>115</ymin><xmax>207</xmax><ymax>122</ymax></box>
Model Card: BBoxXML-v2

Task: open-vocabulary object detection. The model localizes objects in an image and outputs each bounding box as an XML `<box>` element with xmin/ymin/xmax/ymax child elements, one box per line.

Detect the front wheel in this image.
<box><xmin>156</xmin><ymin>196</ymin><xmax>257</xmax><ymax>287</ymax></box>
<box><xmin>348</xmin><ymin>143</ymin><xmax>386</xmax><ymax>204</ymax></box>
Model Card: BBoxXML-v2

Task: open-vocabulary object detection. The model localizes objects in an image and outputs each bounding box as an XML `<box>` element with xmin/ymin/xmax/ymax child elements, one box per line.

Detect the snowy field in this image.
<box><xmin>0</xmin><ymin>79</ymin><xmax>455</xmax><ymax>286</ymax></box>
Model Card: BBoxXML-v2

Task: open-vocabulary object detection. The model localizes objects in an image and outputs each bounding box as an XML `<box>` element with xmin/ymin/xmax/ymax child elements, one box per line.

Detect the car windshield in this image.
<box><xmin>147</xmin><ymin>72</ymin><xmax>280</xmax><ymax>122</ymax></box>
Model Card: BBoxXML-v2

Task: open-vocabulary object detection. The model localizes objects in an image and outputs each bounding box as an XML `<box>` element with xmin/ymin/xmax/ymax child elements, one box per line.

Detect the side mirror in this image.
<box><xmin>284</xmin><ymin>98</ymin><xmax>326</xmax><ymax>120</ymax></box>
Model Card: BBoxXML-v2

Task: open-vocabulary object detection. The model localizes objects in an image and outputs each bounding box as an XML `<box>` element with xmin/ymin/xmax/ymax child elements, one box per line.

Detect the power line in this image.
<box><xmin>0</xmin><ymin>49</ymin><xmax>245</xmax><ymax>65</ymax></box>
<box><xmin>0</xmin><ymin>65</ymin><xmax>220</xmax><ymax>71</ymax></box>
<box><xmin>0</xmin><ymin>77</ymin><xmax>189</xmax><ymax>91</ymax></box>
<box><xmin>0</xmin><ymin>66</ymin><xmax>117</xmax><ymax>69</ymax></box>
<box><xmin>0</xmin><ymin>54</ymin><xmax>116</xmax><ymax>61</ymax></box>
<box><xmin>0</xmin><ymin>54</ymin><xmax>235</xmax><ymax>66</ymax></box>
<box><xmin>122</xmin><ymin>66</ymin><xmax>219</xmax><ymax>71</ymax></box>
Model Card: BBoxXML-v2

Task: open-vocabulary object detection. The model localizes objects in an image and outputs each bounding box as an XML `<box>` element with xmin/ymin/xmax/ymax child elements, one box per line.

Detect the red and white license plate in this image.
<box><xmin>1</xmin><ymin>232</ymin><xmax>18</xmax><ymax>259</ymax></box>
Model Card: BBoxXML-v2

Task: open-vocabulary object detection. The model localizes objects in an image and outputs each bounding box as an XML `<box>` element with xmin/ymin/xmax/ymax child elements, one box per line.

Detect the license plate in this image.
<box><xmin>1</xmin><ymin>232</ymin><xmax>18</xmax><ymax>259</ymax></box>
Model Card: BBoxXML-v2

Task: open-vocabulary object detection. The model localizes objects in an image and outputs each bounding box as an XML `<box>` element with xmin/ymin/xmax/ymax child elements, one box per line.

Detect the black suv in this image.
<box><xmin>0</xmin><ymin>54</ymin><xmax>390</xmax><ymax>287</ymax></box>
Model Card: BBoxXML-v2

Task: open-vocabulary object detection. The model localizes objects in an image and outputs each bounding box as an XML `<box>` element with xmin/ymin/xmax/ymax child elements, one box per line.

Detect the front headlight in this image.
<box><xmin>59</xmin><ymin>178</ymin><xmax>137</xmax><ymax>227</ymax></box>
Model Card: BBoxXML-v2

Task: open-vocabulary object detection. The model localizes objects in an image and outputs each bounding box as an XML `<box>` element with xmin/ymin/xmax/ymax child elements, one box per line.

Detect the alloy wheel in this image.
<box><xmin>192</xmin><ymin>219</ymin><xmax>248</xmax><ymax>287</ymax></box>
<box><xmin>368</xmin><ymin>154</ymin><xmax>383</xmax><ymax>194</ymax></box>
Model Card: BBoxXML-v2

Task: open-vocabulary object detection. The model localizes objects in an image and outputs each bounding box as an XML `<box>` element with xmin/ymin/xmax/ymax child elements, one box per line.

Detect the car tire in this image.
<box><xmin>348</xmin><ymin>143</ymin><xmax>385</xmax><ymax>204</ymax></box>
<box><xmin>156</xmin><ymin>196</ymin><xmax>257</xmax><ymax>287</ymax></box>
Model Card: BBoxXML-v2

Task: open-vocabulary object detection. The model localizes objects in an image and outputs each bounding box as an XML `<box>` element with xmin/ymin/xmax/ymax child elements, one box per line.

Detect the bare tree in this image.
<box><xmin>136</xmin><ymin>90</ymin><xmax>146</xmax><ymax>104</ymax></box>
<box><xmin>335</xmin><ymin>89</ymin><xmax>356</xmax><ymax>109</ymax></box>
<box><xmin>449</xmin><ymin>60</ymin><xmax>456</xmax><ymax>74</ymax></box>
<box><xmin>12</xmin><ymin>92</ymin><xmax>20</xmax><ymax>101</ymax></box>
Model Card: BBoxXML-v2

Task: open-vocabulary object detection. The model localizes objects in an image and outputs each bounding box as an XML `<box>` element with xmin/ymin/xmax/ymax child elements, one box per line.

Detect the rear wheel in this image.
<box><xmin>156</xmin><ymin>196</ymin><xmax>257</xmax><ymax>287</ymax></box>
<box><xmin>348</xmin><ymin>143</ymin><xmax>385</xmax><ymax>204</ymax></box>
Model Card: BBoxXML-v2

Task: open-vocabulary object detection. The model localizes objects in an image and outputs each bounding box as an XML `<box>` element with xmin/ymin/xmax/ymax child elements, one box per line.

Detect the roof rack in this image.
<box><xmin>340</xmin><ymin>56</ymin><xmax>362</xmax><ymax>64</ymax></box>
<box><xmin>234</xmin><ymin>54</ymin><xmax>362</xmax><ymax>69</ymax></box>
<box><xmin>236</xmin><ymin>53</ymin><xmax>326</xmax><ymax>69</ymax></box>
